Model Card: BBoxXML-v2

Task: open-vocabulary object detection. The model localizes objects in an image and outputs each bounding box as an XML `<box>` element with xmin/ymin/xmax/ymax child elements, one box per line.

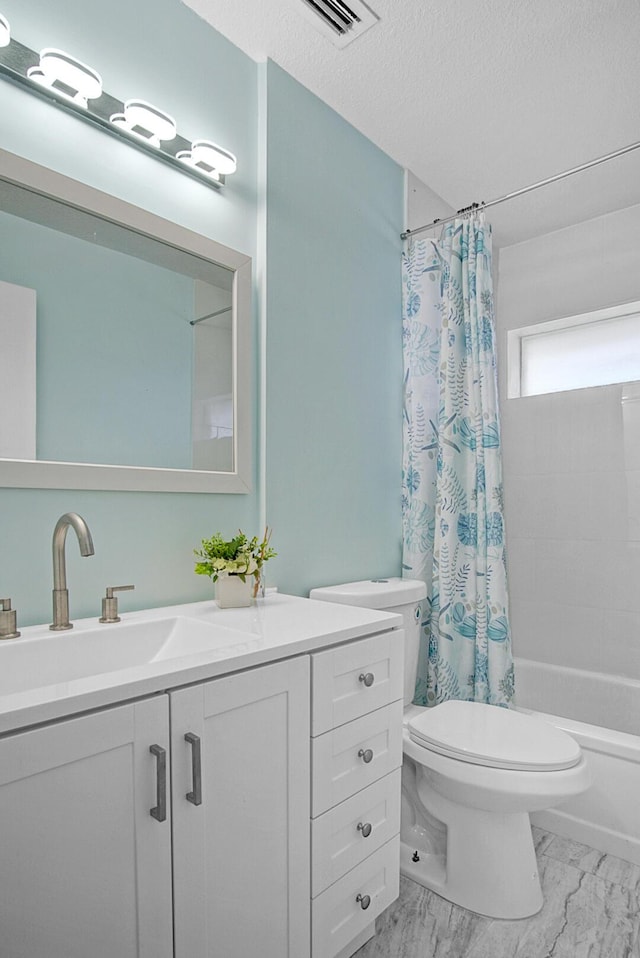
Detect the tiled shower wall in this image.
<box><xmin>497</xmin><ymin>201</ymin><xmax>640</xmax><ymax>682</ymax></box>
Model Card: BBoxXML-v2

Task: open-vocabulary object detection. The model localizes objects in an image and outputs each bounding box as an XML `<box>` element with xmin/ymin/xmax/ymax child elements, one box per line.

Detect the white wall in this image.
<box><xmin>498</xmin><ymin>201</ymin><xmax>640</xmax><ymax>682</ymax></box>
<box><xmin>0</xmin><ymin>281</ymin><xmax>36</xmax><ymax>459</ymax></box>
<box><xmin>192</xmin><ymin>280</ymin><xmax>233</xmax><ymax>471</ymax></box>
<box><xmin>405</xmin><ymin>171</ymin><xmax>454</xmax><ymax>234</ymax></box>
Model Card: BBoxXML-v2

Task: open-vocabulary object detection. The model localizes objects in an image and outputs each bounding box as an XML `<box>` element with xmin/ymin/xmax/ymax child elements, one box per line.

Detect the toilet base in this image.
<box><xmin>402</xmin><ymin>777</ymin><xmax>544</xmax><ymax>919</ymax></box>
<box><xmin>400</xmin><ymin>840</ymin><xmax>445</xmax><ymax>888</ymax></box>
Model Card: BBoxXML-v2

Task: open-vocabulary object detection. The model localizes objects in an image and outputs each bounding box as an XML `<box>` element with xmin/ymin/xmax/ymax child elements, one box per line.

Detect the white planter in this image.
<box><xmin>215</xmin><ymin>574</ymin><xmax>255</xmax><ymax>609</ymax></box>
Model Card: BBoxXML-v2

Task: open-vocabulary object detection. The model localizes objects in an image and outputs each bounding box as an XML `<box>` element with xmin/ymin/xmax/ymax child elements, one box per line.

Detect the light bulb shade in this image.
<box><xmin>27</xmin><ymin>49</ymin><xmax>102</xmax><ymax>106</ymax></box>
<box><xmin>0</xmin><ymin>13</ymin><xmax>10</xmax><ymax>47</ymax></box>
<box><xmin>117</xmin><ymin>99</ymin><xmax>176</xmax><ymax>142</ymax></box>
<box><xmin>190</xmin><ymin>140</ymin><xmax>237</xmax><ymax>175</ymax></box>
<box><xmin>175</xmin><ymin>148</ymin><xmax>220</xmax><ymax>181</ymax></box>
<box><xmin>3</xmin><ymin>25</ymin><xmax>234</xmax><ymax>190</ymax></box>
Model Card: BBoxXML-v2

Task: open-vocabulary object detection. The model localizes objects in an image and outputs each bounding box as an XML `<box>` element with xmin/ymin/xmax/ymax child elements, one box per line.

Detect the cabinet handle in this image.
<box><xmin>358</xmin><ymin>672</ymin><xmax>375</xmax><ymax>687</ymax></box>
<box><xmin>184</xmin><ymin>732</ymin><xmax>202</xmax><ymax>806</ymax></box>
<box><xmin>149</xmin><ymin>744</ymin><xmax>167</xmax><ymax>822</ymax></box>
<box><xmin>358</xmin><ymin>748</ymin><xmax>374</xmax><ymax>764</ymax></box>
<box><xmin>356</xmin><ymin>893</ymin><xmax>371</xmax><ymax>910</ymax></box>
<box><xmin>357</xmin><ymin>821</ymin><xmax>372</xmax><ymax>838</ymax></box>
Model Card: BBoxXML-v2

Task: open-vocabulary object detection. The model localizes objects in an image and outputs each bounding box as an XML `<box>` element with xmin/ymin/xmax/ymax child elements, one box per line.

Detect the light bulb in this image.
<box><xmin>175</xmin><ymin>149</ymin><xmax>220</xmax><ymax>180</ymax></box>
<box><xmin>176</xmin><ymin>140</ymin><xmax>237</xmax><ymax>178</ymax></box>
<box><xmin>110</xmin><ymin>99</ymin><xmax>176</xmax><ymax>148</ymax></box>
<box><xmin>191</xmin><ymin>140</ymin><xmax>237</xmax><ymax>175</ymax></box>
<box><xmin>0</xmin><ymin>13</ymin><xmax>10</xmax><ymax>47</ymax></box>
<box><xmin>27</xmin><ymin>48</ymin><xmax>102</xmax><ymax>108</ymax></box>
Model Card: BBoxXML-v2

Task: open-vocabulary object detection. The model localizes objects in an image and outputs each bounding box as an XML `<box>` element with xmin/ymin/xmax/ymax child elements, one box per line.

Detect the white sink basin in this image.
<box><xmin>0</xmin><ymin>616</ymin><xmax>254</xmax><ymax>696</ymax></box>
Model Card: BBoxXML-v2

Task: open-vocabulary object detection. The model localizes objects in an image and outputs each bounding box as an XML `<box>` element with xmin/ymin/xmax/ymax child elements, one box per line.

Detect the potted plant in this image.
<box><xmin>194</xmin><ymin>528</ymin><xmax>276</xmax><ymax>608</ymax></box>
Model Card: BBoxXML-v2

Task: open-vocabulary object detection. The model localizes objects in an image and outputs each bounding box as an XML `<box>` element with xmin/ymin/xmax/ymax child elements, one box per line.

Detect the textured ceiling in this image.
<box><xmin>181</xmin><ymin>0</ymin><xmax>640</xmax><ymax>245</ymax></box>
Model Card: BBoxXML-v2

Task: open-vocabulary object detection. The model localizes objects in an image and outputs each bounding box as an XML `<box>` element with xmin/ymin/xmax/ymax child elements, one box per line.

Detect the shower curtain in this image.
<box><xmin>402</xmin><ymin>213</ymin><xmax>514</xmax><ymax>707</ymax></box>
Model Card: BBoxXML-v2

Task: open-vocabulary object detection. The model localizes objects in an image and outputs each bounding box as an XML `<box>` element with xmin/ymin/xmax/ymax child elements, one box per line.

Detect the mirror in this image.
<box><xmin>0</xmin><ymin>149</ymin><xmax>251</xmax><ymax>493</ymax></box>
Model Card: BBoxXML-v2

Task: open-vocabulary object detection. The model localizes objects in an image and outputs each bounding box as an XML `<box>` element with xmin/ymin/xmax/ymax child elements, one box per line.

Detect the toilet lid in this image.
<box><xmin>408</xmin><ymin>701</ymin><xmax>581</xmax><ymax>771</ymax></box>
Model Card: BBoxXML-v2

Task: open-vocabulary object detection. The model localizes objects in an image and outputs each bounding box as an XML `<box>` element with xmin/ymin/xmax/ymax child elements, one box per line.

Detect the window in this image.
<box><xmin>507</xmin><ymin>300</ymin><xmax>640</xmax><ymax>398</ymax></box>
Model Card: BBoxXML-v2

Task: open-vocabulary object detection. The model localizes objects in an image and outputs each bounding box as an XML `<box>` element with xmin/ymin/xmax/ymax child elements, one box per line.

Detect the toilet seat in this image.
<box><xmin>408</xmin><ymin>700</ymin><xmax>581</xmax><ymax>771</ymax></box>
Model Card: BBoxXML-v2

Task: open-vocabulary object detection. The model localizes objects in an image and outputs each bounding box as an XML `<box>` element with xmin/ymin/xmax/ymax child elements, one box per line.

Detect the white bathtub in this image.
<box><xmin>515</xmin><ymin>657</ymin><xmax>640</xmax><ymax>866</ymax></box>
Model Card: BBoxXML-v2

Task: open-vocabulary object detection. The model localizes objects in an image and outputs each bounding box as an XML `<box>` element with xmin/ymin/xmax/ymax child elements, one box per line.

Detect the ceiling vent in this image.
<box><xmin>297</xmin><ymin>0</ymin><xmax>378</xmax><ymax>47</ymax></box>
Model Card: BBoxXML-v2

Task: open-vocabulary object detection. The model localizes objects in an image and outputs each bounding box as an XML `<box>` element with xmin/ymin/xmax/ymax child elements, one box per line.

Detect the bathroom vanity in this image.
<box><xmin>0</xmin><ymin>594</ymin><xmax>404</xmax><ymax>958</ymax></box>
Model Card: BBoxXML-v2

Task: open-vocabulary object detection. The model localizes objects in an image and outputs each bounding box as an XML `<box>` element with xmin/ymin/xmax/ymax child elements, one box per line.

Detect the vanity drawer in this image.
<box><xmin>311</xmin><ymin>630</ymin><xmax>404</xmax><ymax>735</ymax></box>
<box><xmin>311</xmin><ymin>700</ymin><xmax>403</xmax><ymax>817</ymax></box>
<box><xmin>311</xmin><ymin>769</ymin><xmax>401</xmax><ymax>898</ymax></box>
<box><xmin>311</xmin><ymin>836</ymin><xmax>399</xmax><ymax>958</ymax></box>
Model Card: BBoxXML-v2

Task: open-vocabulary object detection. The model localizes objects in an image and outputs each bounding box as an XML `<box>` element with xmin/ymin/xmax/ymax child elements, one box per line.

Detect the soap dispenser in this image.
<box><xmin>0</xmin><ymin>598</ymin><xmax>20</xmax><ymax>639</ymax></box>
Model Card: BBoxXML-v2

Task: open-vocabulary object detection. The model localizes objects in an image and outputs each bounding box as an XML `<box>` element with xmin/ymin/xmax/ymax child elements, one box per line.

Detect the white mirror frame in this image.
<box><xmin>0</xmin><ymin>149</ymin><xmax>252</xmax><ymax>494</ymax></box>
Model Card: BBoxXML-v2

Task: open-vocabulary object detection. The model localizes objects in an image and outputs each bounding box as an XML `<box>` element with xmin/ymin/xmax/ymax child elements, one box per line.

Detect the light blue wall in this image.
<box><xmin>0</xmin><ymin>0</ymin><xmax>258</xmax><ymax>255</ymax></box>
<box><xmin>0</xmin><ymin>2</ymin><xmax>404</xmax><ymax>626</ymax></box>
<box><xmin>0</xmin><ymin>0</ymin><xmax>260</xmax><ymax>626</ymax></box>
<box><xmin>264</xmin><ymin>62</ymin><xmax>404</xmax><ymax>594</ymax></box>
<box><xmin>1</xmin><ymin>212</ymin><xmax>194</xmax><ymax>468</ymax></box>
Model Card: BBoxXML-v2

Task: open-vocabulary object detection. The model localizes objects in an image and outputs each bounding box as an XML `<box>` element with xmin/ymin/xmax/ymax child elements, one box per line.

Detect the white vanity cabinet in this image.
<box><xmin>170</xmin><ymin>655</ymin><xmax>310</xmax><ymax>958</ymax></box>
<box><xmin>0</xmin><ymin>602</ymin><xmax>403</xmax><ymax>958</ymax></box>
<box><xmin>0</xmin><ymin>695</ymin><xmax>174</xmax><ymax>958</ymax></box>
<box><xmin>310</xmin><ymin>631</ymin><xmax>404</xmax><ymax>958</ymax></box>
<box><xmin>0</xmin><ymin>657</ymin><xmax>310</xmax><ymax>958</ymax></box>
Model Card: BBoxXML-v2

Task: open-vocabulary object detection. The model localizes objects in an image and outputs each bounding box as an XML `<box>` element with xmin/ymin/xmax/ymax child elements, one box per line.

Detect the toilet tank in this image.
<box><xmin>309</xmin><ymin>578</ymin><xmax>427</xmax><ymax>707</ymax></box>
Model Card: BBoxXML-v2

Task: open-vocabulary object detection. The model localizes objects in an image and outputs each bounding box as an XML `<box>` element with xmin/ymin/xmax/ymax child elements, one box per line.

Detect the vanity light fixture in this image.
<box><xmin>0</xmin><ymin>13</ymin><xmax>10</xmax><ymax>47</ymax></box>
<box><xmin>27</xmin><ymin>48</ymin><xmax>102</xmax><ymax>109</ymax></box>
<box><xmin>110</xmin><ymin>99</ymin><xmax>177</xmax><ymax>149</ymax></box>
<box><xmin>0</xmin><ymin>12</ymin><xmax>236</xmax><ymax>190</ymax></box>
<box><xmin>177</xmin><ymin>140</ymin><xmax>237</xmax><ymax>179</ymax></box>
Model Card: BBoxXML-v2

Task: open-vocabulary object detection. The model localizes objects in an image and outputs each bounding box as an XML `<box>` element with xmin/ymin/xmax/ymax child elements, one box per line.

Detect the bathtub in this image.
<box><xmin>514</xmin><ymin>657</ymin><xmax>640</xmax><ymax>866</ymax></box>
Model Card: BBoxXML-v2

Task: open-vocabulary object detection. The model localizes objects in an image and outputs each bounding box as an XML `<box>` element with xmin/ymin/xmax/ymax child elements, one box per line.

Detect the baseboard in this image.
<box><xmin>531</xmin><ymin>808</ymin><xmax>640</xmax><ymax>867</ymax></box>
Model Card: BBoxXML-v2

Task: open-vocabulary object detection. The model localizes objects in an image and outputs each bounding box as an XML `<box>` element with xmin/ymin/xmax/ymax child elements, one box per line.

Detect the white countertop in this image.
<box><xmin>0</xmin><ymin>594</ymin><xmax>402</xmax><ymax>735</ymax></box>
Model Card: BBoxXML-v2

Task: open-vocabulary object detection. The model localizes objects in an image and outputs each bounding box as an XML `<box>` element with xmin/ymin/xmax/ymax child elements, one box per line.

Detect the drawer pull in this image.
<box><xmin>358</xmin><ymin>672</ymin><xmax>375</xmax><ymax>687</ymax></box>
<box><xmin>357</xmin><ymin>821</ymin><xmax>372</xmax><ymax>838</ymax></box>
<box><xmin>149</xmin><ymin>744</ymin><xmax>167</xmax><ymax>822</ymax></box>
<box><xmin>356</xmin><ymin>893</ymin><xmax>371</xmax><ymax>910</ymax></box>
<box><xmin>358</xmin><ymin>747</ymin><xmax>374</xmax><ymax>764</ymax></box>
<box><xmin>184</xmin><ymin>732</ymin><xmax>202</xmax><ymax>806</ymax></box>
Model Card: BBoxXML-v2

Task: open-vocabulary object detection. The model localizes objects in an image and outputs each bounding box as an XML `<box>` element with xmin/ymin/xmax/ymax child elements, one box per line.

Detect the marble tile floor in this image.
<box><xmin>354</xmin><ymin>828</ymin><xmax>640</xmax><ymax>958</ymax></box>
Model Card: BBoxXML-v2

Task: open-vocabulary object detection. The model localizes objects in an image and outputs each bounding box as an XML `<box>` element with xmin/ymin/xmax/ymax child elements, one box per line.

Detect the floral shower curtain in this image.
<box><xmin>402</xmin><ymin>213</ymin><xmax>514</xmax><ymax>708</ymax></box>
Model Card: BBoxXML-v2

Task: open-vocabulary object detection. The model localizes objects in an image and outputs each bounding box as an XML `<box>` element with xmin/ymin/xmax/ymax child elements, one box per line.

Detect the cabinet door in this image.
<box><xmin>0</xmin><ymin>696</ymin><xmax>173</xmax><ymax>958</ymax></box>
<box><xmin>171</xmin><ymin>656</ymin><xmax>310</xmax><ymax>958</ymax></box>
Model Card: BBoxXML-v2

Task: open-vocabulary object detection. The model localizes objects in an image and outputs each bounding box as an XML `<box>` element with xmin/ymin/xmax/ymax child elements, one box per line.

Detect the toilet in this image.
<box><xmin>309</xmin><ymin>578</ymin><xmax>590</xmax><ymax>920</ymax></box>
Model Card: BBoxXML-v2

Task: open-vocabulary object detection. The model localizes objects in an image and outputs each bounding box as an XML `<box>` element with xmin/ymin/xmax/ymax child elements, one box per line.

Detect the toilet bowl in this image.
<box><xmin>402</xmin><ymin>700</ymin><xmax>589</xmax><ymax>918</ymax></box>
<box><xmin>310</xmin><ymin>578</ymin><xmax>591</xmax><ymax>920</ymax></box>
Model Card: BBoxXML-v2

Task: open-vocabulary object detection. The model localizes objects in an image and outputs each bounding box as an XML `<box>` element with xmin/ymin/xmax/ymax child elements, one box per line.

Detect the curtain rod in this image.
<box><xmin>190</xmin><ymin>306</ymin><xmax>232</xmax><ymax>326</ymax></box>
<box><xmin>401</xmin><ymin>139</ymin><xmax>640</xmax><ymax>241</ymax></box>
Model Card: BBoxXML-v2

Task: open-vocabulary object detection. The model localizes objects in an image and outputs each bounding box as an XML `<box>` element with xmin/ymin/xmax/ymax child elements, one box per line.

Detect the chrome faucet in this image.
<box><xmin>50</xmin><ymin>512</ymin><xmax>95</xmax><ymax>631</ymax></box>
